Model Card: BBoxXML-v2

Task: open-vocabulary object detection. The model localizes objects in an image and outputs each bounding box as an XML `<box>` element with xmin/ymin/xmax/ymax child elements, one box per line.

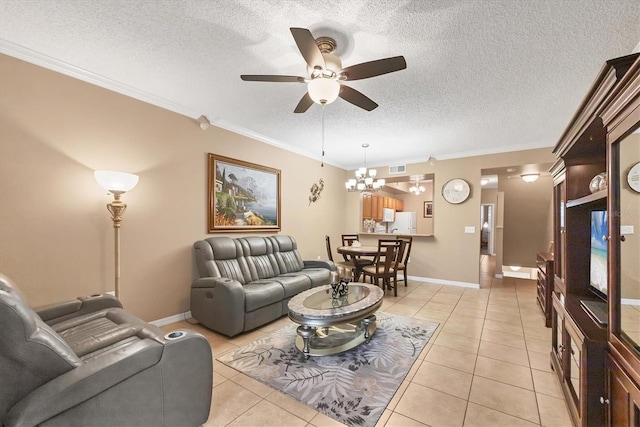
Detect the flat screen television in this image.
<box><xmin>589</xmin><ymin>209</ymin><xmax>608</xmax><ymax>300</ymax></box>
<box><xmin>581</xmin><ymin>209</ymin><xmax>609</xmax><ymax>326</ymax></box>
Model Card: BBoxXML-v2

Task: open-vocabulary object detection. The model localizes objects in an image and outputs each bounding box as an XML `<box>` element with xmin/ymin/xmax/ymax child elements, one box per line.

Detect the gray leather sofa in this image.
<box><xmin>0</xmin><ymin>274</ymin><xmax>212</xmax><ymax>427</ymax></box>
<box><xmin>191</xmin><ymin>235</ymin><xmax>334</xmax><ymax>337</ymax></box>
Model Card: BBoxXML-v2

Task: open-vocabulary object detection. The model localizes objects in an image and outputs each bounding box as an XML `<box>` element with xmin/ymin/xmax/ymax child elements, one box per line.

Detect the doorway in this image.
<box><xmin>480</xmin><ymin>204</ymin><xmax>494</xmax><ymax>255</ymax></box>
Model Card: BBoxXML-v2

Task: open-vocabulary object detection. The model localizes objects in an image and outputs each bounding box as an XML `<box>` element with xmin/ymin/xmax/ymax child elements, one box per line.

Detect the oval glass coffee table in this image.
<box><xmin>288</xmin><ymin>283</ymin><xmax>384</xmax><ymax>357</ymax></box>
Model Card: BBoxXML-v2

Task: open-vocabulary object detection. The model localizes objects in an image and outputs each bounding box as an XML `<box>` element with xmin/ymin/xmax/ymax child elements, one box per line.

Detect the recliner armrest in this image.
<box><xmin>5</xmin><ymin>339</ymin><xmax>163</xmax><ymax>427</ymax></box>
<box><xmin>303</xmin><ymin>259</ymin><xmax>335</xmax><ymax>270</ymax></box>
<box><xmin>36</xmin><ymin>294</ymin><xmax>123</xmax><ymax>324</ymax></box>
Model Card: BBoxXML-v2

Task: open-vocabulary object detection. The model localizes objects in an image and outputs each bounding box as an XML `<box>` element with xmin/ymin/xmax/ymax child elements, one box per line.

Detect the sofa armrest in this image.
<box><xmin>303</xmin><ymin>259</ymin><xmax>335</xmax><ymax>270</ymax></box>
<box><xmin>36</xmin><ymin>294</ymin><xmax>123</xmax><ymax>324</ymax></box>
<box><xmin>5</xmin><ymin>339</ymin><xmax>163</xmax><ymax>427</ymax></box>
<box><xmin>191</xmin><ymin>277</ymin><xmax>246</xmax><ymax>336</ymax></box>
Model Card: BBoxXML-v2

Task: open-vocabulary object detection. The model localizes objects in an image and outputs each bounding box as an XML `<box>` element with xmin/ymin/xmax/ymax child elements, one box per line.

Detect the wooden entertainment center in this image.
<box><xmin>550</xmin><ymin>53</ymin><xmax>640</xmax><ymax>427</ymax></box>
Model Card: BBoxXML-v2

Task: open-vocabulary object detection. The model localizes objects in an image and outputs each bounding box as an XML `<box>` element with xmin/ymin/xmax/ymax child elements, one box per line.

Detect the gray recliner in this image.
<box><xmin>0</xmin><ymin>274</ymin><xmax>212</xmax><ymax>427</ymax></box>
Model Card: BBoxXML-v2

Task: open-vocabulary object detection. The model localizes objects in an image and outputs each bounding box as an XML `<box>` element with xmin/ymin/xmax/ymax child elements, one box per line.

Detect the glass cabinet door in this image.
<box><xmin>554</xmin><ymin>179</ymin><xmax>567</xmax><ymax>292</ymax></box>
<box><xmin>564</xmin><ymin>320</ymin><xmax>583</xmax><ymax>413</ymax></box>
<box><xmin>617</xmin><ymin>132</ymin><xmax>640</xmax><ymax>354</ymax></box>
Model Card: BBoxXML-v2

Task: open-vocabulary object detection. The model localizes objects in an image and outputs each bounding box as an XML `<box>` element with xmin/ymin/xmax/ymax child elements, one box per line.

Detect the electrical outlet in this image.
<box><xmin>621</xmin><ymin>225</ymin><xmax>634</xmax><ymax>234</ymax></box>
<box><xmin>464</xmin><ymin>226</ymin><xmax>475</xmax><ymax>233</ymax></box>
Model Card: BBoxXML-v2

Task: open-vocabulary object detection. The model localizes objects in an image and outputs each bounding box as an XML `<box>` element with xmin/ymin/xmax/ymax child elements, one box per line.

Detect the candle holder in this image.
<box><xmin>329</xmin><ymin>266</ymin><xmax>350</xmax><ymax>299</ymax></box>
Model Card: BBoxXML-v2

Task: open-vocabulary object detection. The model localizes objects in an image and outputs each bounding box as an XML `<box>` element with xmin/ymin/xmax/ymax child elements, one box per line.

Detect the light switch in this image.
<box><xmin>464</xmin><ymin>226</ymin><xmax>475</xmax><ymax>234</ymax></box>
<box><xmin>621</xmin><ymin>225</ymin><xmax>634</xmax><ymax>234</ymax></box>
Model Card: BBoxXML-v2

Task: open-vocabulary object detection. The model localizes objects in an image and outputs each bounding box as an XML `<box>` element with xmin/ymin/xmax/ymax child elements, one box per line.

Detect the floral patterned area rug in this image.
<box><xmin>217</xmin><ymin>313</ymin><xmax>439</xmax><ymax>427</ymax></box>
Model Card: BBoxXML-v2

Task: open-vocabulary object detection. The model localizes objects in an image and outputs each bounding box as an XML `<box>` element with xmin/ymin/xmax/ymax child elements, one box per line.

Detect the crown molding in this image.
<box><xmin>0</xmin><ymin>39</ymin><xmax>200</xmax><ymax>119</ymax></box>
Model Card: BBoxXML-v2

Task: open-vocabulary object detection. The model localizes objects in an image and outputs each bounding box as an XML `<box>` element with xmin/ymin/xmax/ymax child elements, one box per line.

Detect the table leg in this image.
<box><xmin>363</xmin><ymin>314</ymin><xmax>376</xmax><ymax>340</ymax></box>
<box><xmin>297</xmin><ymin>325</ymin><xmax>315</xmax><ymax>357</ymax></box>
<box><xmin>354</xmin><ymin>265</ymin><xmax>363</xmax><ymax>282</ymax></box>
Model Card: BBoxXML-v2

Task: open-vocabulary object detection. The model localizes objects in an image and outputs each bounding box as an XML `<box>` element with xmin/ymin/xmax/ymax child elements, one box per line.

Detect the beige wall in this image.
<box><xmin>349</xmin><ymin>150</ymin><xmax>556</xmax><ymax>286</ymax></box>
<box><xmin>0</xmin><ymin>54</ymin><xmax>348</xmax><ymax>321</ymax></box>
<box><xmin>500</xmin><ymin>175</ymin><xmax>554</xmax><ymax>268</ymax></box>
<box><xmin>0</xmin><ymin>53</ymin><xmax>558</xmax><ymax>320</ymax></box>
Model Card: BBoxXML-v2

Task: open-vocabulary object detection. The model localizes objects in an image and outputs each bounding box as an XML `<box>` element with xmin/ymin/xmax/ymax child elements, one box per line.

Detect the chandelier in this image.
<box><xmin>409</xmin><ymin>179</ymin><xmax>426</xmax><ymax>195</ymax></box>
<box><xmin>345</xmin><ymin>143</ymin><xmax>385</xmax><ymax>192</ymax></box>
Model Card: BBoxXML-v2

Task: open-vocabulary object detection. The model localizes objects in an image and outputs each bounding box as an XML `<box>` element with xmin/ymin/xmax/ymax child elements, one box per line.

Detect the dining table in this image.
<box><xmin>336</xmin><ymin>245</ymin><xmax>379</xmax><ymax>281</ymax></box>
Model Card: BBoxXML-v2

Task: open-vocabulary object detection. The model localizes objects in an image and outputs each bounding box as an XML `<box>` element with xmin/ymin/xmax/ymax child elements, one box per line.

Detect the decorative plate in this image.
<box><xmin>442</xmin><ymin>178</ymin><xmax>470</xmax><ymax>204</ymax></box>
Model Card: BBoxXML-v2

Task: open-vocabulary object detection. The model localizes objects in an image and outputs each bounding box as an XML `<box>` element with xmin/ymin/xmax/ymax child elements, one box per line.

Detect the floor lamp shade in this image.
<box><xmin>94</xmin><ymin>171</ymin><xmax>139</xmax><ymax>193</ymax></box>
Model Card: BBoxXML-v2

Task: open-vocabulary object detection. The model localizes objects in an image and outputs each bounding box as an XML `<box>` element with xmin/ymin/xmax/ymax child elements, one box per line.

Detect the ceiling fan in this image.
<box><xmin>241</xmin><ymin>27</ymin><xmax>406</xmax><ymax>113</ymax></box>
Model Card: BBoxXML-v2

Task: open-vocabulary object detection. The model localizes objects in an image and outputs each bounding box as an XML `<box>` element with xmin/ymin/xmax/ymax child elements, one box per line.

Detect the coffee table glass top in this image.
<box><xmin>288</xmin><ymin>283</ymin><xmax>383</xmax><ymax>321</ymax></box>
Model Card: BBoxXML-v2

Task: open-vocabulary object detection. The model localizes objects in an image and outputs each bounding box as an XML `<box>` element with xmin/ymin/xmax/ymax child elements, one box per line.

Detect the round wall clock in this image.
<box><xmin>628</xmin><ymin>162</ymin><xmax>640</xmax><ymax>193</ymax></box>
<box><xmin>442</xmin><ymin>178</ymin><xmax>471</xmax><ymax>204</ymax></box>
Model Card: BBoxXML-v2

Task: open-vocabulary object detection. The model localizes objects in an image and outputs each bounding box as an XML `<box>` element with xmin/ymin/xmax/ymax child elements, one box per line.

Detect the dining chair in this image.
<box><xmin>341</xmin><ymin>234</ymin><xmax>373</xmax><ymax>275</ymax></box>
<box><xmin>361</xmin><ymin>239</ymin><xmax>403</xmax><ymax>296</ymax></box>
<box><xmin>325</xmin><ymin>235</ymin><xmax>355</xmax><ymax>276</ymax></box>
<box><xmin>395</xmin><ymin>236</ymin><xmax>413</xmax><ymax>286</ymax></box>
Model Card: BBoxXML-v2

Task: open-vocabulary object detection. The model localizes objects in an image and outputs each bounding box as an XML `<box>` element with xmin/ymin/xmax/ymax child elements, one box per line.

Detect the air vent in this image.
<box><xmin>389</xmin><ymin>165</ymin><xmax>406</xmax><ymax>174</ymax></box>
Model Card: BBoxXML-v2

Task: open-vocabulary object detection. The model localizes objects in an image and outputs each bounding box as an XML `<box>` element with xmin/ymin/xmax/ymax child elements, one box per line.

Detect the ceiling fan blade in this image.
<box><xmin>340</xmin><ymin>56</ymin><xmax>407</xmax><ymax>81</ymax></box>
<box><xmin>241</xmin><ymin>75</ymin><xmax>306</xmax><ymax>83</ymax></box>
<box><xmin>339</xmin><ymin>85</ymin><xmax>378</xmax><ymax>111</ymax></box>
<box><xmin>294</xmin><ymin>92</ymin><xmax>314</xmax><ymax>113</ymax></box>
<box><xmin>290</xmin><ymin>27</ymin><xmax>325</xmax><ymax>70</ymax></box>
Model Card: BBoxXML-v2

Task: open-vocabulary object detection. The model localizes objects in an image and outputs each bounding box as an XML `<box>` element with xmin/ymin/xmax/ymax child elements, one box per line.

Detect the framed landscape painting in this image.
<box><xmin>208</xmin><ymin>153</ymin><xmax>281</xmax><ymax>232</ymax></box>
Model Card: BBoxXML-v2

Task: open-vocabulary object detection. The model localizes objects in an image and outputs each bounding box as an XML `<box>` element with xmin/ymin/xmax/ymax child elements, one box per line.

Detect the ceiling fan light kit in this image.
<box><xmin>308</xmin><ymin>78</ymin><xmax>340</xmax><ymax>104</ymax></box>
<box><xmin>240</xmin><ymin>27</ymin><xmax>406</xmax><ymax>113</ymax></box>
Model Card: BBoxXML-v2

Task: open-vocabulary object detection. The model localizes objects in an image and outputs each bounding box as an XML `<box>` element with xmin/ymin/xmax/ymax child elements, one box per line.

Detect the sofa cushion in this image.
<box><xmin>239</xmin><ymin>237</ymin><xmax>280</xmax><ymax>280</ymax></box>
<box><xmin>243</xmin><ymin>281</ymin><xmax>285</xmax><ymax>312</ymax></box>
<box><xmin>268</xmin><ymin>236</ymin><xmax>305</xmax><ymax>273</ymax></box>
<box><xmin>272</xmin><ymin>274</ymin><xmax>312</xmax><ymax>298</ymax></box>
<box><xmin>195</xmin><ymin>238</ymin><xmax>251</xmax><ymax>284</ymax></box>
<box><xmin>296</xmin><ymin>268</ymin><xmax>332</xmax><ymax>288</ymax></box>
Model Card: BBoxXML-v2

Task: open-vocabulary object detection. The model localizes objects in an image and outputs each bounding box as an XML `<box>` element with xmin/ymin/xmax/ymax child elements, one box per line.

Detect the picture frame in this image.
<box><xmin>424</xmin><ymin>201</ymin><xmax>433</xmax><ymax>218</ymax></box>
<box><xmin>208</xmin><ymin>153</ymin><xmax>281</xmax><ymax>232</ymax></box>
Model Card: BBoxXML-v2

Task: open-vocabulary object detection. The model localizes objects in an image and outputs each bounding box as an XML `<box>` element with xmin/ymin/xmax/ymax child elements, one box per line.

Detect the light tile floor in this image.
<box><xmin>163</xmin><ymin>256</ymin><xmax>572</xmax><ymax>426</ymax></box>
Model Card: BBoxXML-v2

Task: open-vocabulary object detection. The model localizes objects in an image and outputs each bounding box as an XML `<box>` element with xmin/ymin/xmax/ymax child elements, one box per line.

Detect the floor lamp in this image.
<box><xmin>94</xmin><ymin>170</ymin><xmax>139</xmax><ymax>299</ymax></box>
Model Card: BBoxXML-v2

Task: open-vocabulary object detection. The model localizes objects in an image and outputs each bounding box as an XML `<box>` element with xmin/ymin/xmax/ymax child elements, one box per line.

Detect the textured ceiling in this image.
<box><xmin>1</xmin><ymin>1</ymin><xmax>638</xmax><ymax>169</ymax></box>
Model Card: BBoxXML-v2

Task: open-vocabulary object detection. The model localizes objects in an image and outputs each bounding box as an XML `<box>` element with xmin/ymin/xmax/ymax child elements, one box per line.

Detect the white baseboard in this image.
<box><xmin>622</xmin><ymin>298</ymin><xmax>640</xmax><ymax>307</ymax></box>
<box><xmin>406</xmin><ymin>275</ymin><xmax>480</xmax><ymax>289</ymax></box>
<box><xmin>150</xmin><ymin>311</ymin><xmax>192</xmax><ymax>327</ymax></box>
<box><xmin>151</xmin><ymin>276</ymin><xmax>483</xmax><ymax>326</ymax></box>
<box><xmin>502</xmin><ymin>266</ymin><xmax>536</xmax><ymax>279</ymax></box>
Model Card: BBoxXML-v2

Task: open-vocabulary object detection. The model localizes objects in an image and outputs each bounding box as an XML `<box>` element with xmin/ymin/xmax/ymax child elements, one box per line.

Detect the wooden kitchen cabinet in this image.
<box><xmin>362</xmin><ymin>193</ymin><xmax>372</xmax><ymax>219</ymax></box>
<box><xmin>374</xmin><ymin>195</ymin><xmax>383</xmax><ymax>221</ymax></box>
<box><xmin>361</xmin><ymin>193</ymin><xmax>405</xmax><ymax>223</ymax></box>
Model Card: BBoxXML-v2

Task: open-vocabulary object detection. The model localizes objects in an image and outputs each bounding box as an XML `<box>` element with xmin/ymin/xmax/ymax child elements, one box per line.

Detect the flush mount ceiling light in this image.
<box><xmin>521</xmin><ymin>173</ymin><xmax>540</xmax><ymax>183</ymax></box>
<box><xmin>345</xmin><ymin>143</ymin><xmax>385</xmax><ymax>192</ymax></box>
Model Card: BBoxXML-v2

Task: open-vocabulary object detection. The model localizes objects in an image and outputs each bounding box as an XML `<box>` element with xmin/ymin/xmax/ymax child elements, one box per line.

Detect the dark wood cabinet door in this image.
<box><xmin>607</xmin><ymin>354</ymin><xmax>640</xmax><ymax>427</ymax></box>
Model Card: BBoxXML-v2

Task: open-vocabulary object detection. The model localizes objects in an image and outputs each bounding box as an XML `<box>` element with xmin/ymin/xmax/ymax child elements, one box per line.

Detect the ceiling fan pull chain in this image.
<box><xmin>321</xmin><ymin>105</ymin><xmax>325</xmax><ymax>167</ymax></box>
